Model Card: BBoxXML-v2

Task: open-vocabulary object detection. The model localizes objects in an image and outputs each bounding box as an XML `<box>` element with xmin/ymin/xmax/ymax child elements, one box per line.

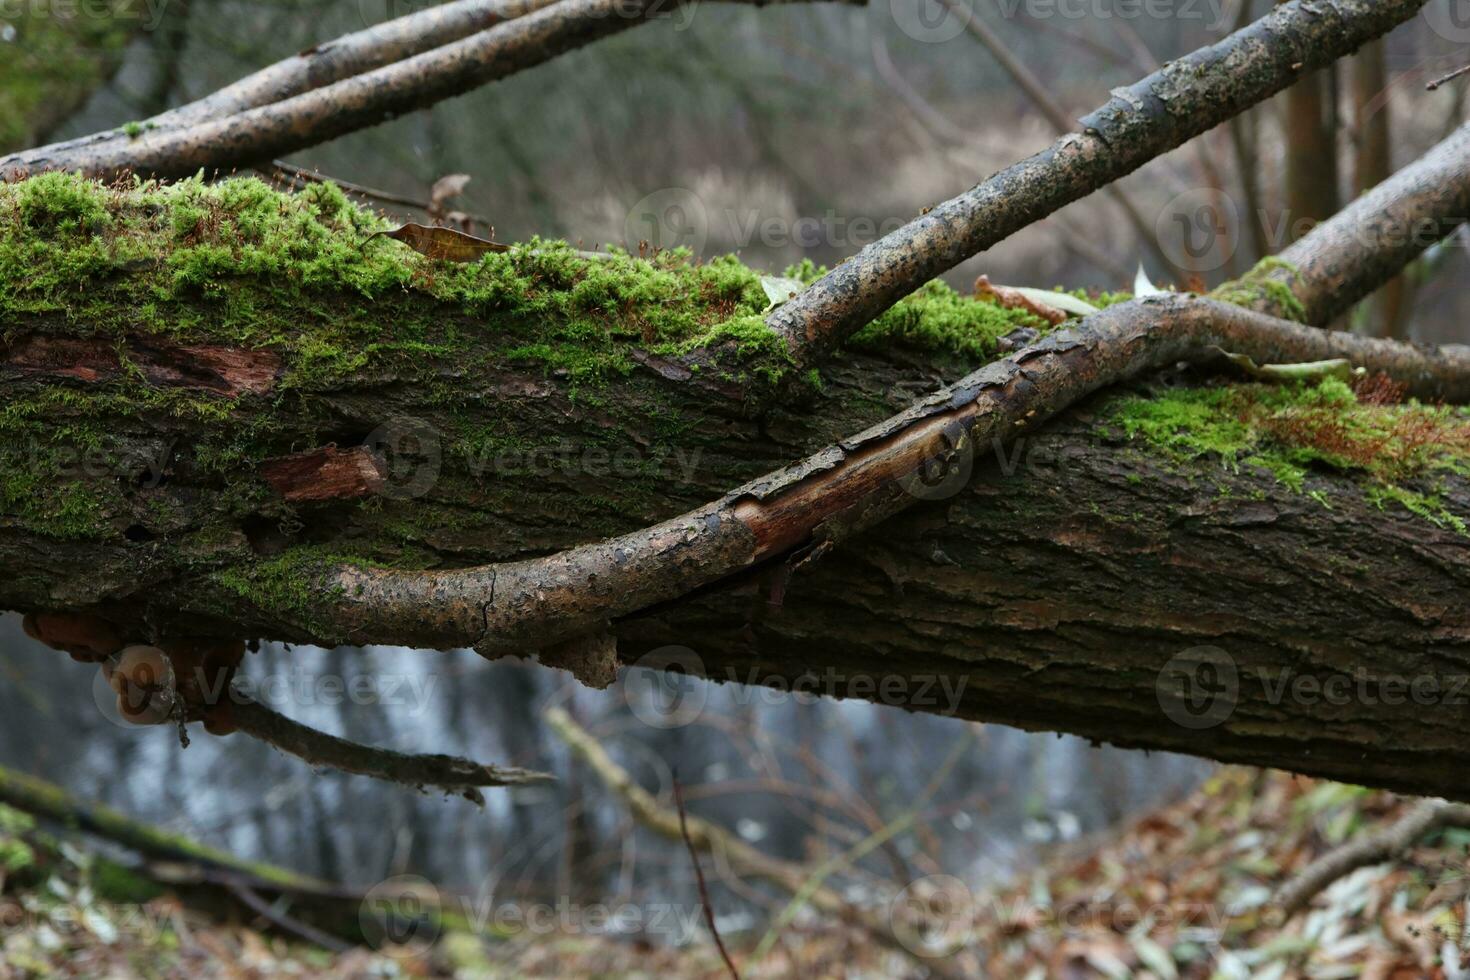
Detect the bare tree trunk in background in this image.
<box><xmin>1354</xmin><ymin>40</ymin><xmax>1407</xmax><ymax>339</ymax></box>
<box><xmin>1284</xmin><ymin>67</ymin><xmax>1342</xmax><ymax>243</ymax></box>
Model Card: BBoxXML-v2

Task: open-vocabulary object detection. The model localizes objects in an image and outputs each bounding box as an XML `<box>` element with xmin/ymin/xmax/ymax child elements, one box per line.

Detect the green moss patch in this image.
<box><xmin>1211</xmin><ymin>256</ymin><xmax>1307</xmax><ymax>322</ymax></box>
<box><xmin>1108</xmin><ymin>377</ymin><xmax>1470</xmax><ymax>531</ymax></box>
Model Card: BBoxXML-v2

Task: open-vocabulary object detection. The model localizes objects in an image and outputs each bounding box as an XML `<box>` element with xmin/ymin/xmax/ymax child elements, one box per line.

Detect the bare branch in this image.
<box><xmin>1277</xmin><ymin>800</ymin><xmax>1470</xmax><ymax>916</ymax></box>
<box><xmin>1428</xmin><ymin>63</ymin><xmax>1470</xmax><ymax>91</ymax></box>
<box><xmin>230</xmin><ymin>694</ymin><xmax>553</xmax><ymax>802</ymax></box>
<box><xmin>316</xmin><ymin>124</ymin><xmax>1470</xmax><ymax>658</ymax></box>
<box><xmin>0</xmin><ymin>762</ymin><xmax>332</xmax><ymax>892</ymax></box>
<box><xmin>1</xmin><ymin>0</ymin><xmax>852</xmax><ymax>181</ymax></box>
<box><xmin>763</xmin><ymin>0</ymin><xmax>1429</xmax><ymax>372</ymax></box>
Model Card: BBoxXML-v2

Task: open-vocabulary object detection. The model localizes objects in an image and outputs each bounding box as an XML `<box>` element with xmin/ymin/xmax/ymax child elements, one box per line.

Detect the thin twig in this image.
<box><xmin>269</xmin><ymin>160</ymin><xmax>496</xmax><ymax>231</ymax></box>
<box><xmin>230</xmin><ymin>694</ymin><xmax>552</xmax><ymax>802</ymax></box>
<box><xmin>1428</xmin><ymin>63</ymin><xmax>1470</xmax><ymax>91</ymax></box>
<box><xmin>224</xmin><ymin>879</ymin><xmax>355</xmax><ymax>953</ymax></box>
<box><xmin>1277</xmin><ymin>800</ymin><xmax>1470</xmax><ymax>915</ymax></box>
<box><xmin>545</xmin><ymin>708</ymin><xmax>969</xmax><ymax>979</ymax></box>
<box><xmin>673</xmin><ymin>772</ymin><xmax>741</xmax><ymax>980</ymax></box>
<box><xmin>1</xmin><ymin>0</ymin><xmax>853</xmax><ymax>180</ymax></box>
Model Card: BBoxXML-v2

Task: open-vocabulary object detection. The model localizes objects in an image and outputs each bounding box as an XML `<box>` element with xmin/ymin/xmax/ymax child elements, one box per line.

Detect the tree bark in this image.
<box><xmin>613</xmin><ymin>406</ymin><xmax>1470</xmax><ymax>803</ymax></box>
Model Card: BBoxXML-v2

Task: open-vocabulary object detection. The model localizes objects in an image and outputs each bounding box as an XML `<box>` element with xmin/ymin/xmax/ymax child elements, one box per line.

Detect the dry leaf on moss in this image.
<box><xmin>365</xmin><ymin>222</ymin><xmax>509</xmax><ymax>262</ymax></box>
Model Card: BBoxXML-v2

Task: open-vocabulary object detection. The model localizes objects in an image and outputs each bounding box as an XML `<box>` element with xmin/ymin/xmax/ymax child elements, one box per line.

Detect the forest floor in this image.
<box><xmin>2</xmin><ymin>766</ymin><xmax>1467</xmax><ymax>978</ymax></box>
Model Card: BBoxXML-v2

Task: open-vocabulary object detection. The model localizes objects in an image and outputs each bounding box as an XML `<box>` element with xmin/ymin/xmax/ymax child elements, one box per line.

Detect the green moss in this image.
<box><xmin>0</xmin><ymin>837</ymin><xmax>34</xmax><ymax>873</ymax></box>
<box><xmin>91</xmin><ymin>859</ymin><xmax>164</xmax><ymax>904</ymax></box>
<box><xmin>850</xmin><ymin>278</ymin><xmax>1049</xmax><ymax>360</ymax></box>
<box><xmin>1367</xmin><ymin>484</ymin><xmax>1468</xmax><ymax>535</ymax></box>
<box><xmin>16</xmin><ymin>172</ymin><xmax>112</xmax><ymax>234</ymax></box>
<box><xmin>0</xmin><ymin>805</ymin><xmax>36</xmax><ymax>835</ymax></box>
<box><xmin>1211</xmin><ymin>256</ymin><xmax>1307</xmax><ymax>322</ymax></box>
<box><xmin>209</xmin><ymin>547</ymin><xmax>356</xmax><ymax>633</ymax></box>
<box><xmin>1056</xmin><ymin>285</ymin><xmax>1133</xmax><ymax>308</ymax></box>
<box><xmin>1108</xmin><ymin>378</ymin><xmax>1470</xmax><ymax>531</ymax></box>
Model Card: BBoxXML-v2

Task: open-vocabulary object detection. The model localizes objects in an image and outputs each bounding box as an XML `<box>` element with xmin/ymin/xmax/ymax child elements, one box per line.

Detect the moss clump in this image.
<box><xmin>0</xmin><ymin>174</ymin><xmax>791</xmax><ymax>390</ymax></box>
<box><xmin>1211</xmin><ymin>256</ymin><xmax>1307</xmax><ymax>322</ymax></box>
<box><xmin>16</xmin><ymin>172</ymin><xmax>112</xmax><ymax>234</ymax></box>
<box><xmin>787</xmin><ymin>261</ymin><xmax>1089</xmax><ymax>362</ymax></box>
<box><xmin>91</xmin><ymin>859</ymin><xmax>165</xmax><ymax>904</ymax></box>
<box><xmin>1108</xmin><ymin>377</ymin><xmax>1470</xmax><ymax>531</ymax></box>
<box><xmin>209</xmin><ymin>547</ymin><xmax>357</xmax><ymax>633</ymax></box>
<box><xmin>850</xmin><ymin>279</ymin><xmax>1050</xmax><ymax>360</ymax></box>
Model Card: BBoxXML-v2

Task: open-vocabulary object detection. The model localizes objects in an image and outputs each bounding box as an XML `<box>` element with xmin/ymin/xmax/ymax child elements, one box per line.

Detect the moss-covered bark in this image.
<box><xmin>4</xmin><ymin>176</ymin><xmax>1470</xmax><ymax>799</ymax></box>
<box><xmin>0</xmin><ymin>175</ymin><xmax>1044</xmax><ymax>634</ymax></box>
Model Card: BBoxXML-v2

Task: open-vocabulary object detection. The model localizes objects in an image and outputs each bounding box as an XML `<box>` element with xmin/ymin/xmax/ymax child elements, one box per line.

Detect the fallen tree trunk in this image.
<box><xmin>2</xmin><ymin>161</ymin><xmax>1470</xmax><ymax>799</ymax></box>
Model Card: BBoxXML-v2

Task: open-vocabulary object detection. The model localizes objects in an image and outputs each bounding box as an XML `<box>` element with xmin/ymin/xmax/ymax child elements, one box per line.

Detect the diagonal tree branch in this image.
<box><xmin>931</xmin><ymin>0</ymin><xmax>1175</xmax><ymax>274</ymax></box>
<box><xmin>1277</xmin><ymin>800</ymin><xmax>1470</xmax><ymax>916</ymax></box>
<box><xmin>3</xmin><ymin>0</ymin><xmax>558</xmax><ymax>172</ymax></box>
<box><xmin>762</xmin><ymin>0</ymin><xmax>1429</xmax><ymax>372</ymax></box>
<box><xmin>0</xmin><ymin>0</ymin><xmax>851</xmax><ymax>181</ymax></box>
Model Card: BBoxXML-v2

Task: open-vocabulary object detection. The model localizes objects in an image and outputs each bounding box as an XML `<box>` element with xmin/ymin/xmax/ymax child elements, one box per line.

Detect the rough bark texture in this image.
<box><xmin>614</xmin><ymin>406</ymin><xmax>1470</xmax><ymax>802</ymax></box>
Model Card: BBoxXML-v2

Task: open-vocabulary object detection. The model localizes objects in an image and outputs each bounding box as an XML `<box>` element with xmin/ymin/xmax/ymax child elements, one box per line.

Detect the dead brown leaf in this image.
<box><xmin>366</xmin><ymin>222</ymin><xmax>510</xmax><ymax>263</ymax></box>
<box><xmin>974</xmin><ymin>274</ymin><xmax>1068</xmax><ymax>326</ymax></box>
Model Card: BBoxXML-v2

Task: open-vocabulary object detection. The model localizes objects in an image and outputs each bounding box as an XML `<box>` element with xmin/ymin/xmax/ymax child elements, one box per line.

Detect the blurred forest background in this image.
<box><xmin>2</xmin><ymin>0</ymin><xmax>1469</xmax><ymax>966</ymax></box>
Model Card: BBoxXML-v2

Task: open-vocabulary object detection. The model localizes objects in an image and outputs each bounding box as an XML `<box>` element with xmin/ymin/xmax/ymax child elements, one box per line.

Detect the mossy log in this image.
<box><xmin>3</xmin><ymin>176</ymin><xmax>1470</xmax><ymax>799</ymax></box>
